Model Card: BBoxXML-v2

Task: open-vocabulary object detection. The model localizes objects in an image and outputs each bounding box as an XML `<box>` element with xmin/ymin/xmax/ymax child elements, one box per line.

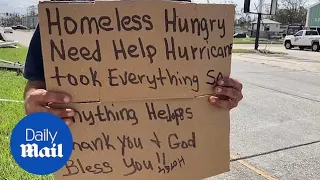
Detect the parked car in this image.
<box><xmin>284</xmin><ymin>24</ymin><xmax>304</xmax><ymax>37</ymax></box>
<box><xmin>12</xmin><ymin>25</ymin><xmax>28</xmax><ymax>30</ymax></box>
<box><xmin>4</xmin><ymin>27</ymin><xmax>13</xmax><ymax>33</ymax></box>
<box><xmin>284</xmin><ymin>30</ymin><xmax>320</xmax><ymax>51</ymax></box>
<box><xmin>233</xmin><ymin>33</ymin><xmax>248</xmax><ymax>38</ymax></box>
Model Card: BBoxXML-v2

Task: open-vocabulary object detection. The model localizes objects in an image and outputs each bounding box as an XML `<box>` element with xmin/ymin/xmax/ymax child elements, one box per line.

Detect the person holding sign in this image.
<box><xmin>23</xmin><ymin>0</ymin><xmax>243</xmax><ymax>126</ymax></box>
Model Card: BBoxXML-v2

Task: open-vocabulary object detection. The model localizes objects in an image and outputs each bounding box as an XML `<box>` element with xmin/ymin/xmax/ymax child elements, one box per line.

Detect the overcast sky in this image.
<box><xmin>0</xmin><ymin>0</ymin><xmax>318</xmax><ymax>15</ymax></box>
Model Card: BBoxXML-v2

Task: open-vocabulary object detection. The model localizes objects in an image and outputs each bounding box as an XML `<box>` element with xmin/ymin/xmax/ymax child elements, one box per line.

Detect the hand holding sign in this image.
<box><xmin>209</xmin><ymin>77</ymin><xmax>243</xmax><ymax>109</ymax></box>
<box><xmin>24</xmin><ymin>84</ymin><xmax>74</xmax><ymax>125</ymax></box>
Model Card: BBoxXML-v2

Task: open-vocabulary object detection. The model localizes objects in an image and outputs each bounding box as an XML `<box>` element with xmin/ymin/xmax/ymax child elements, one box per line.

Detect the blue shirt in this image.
<box><xmin>24</xmin><ymin>26</ymin><xmax>45</xmax><ymax>82</ymax></box>
<box><xmin>23</xmin><ymin>0</ymin><xmax>191</xmax><ymax>82</ymax></box>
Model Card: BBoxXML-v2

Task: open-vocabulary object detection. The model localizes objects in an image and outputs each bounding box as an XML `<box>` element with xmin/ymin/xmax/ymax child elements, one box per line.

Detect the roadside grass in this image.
<box><xmin>0</xmin><ymin>46</ymin><xmax>52</xmax><ymax>180</ymax></box>
<box><xmin>0</xmin><ymin>101</ymin><xmax>53</xmax><ymax>180</ymax></box>
<box><xmin>0</xmin><ymin>45</ymin><xmax>28</xmax><ymax>63</ymax></box>
<box><xmin>0</xmin><ymin>71</ymin><xmax>26</xmax><ymax>100</ymax></box>
<box><xmin>233</xmin><ymin>38</ymin><xmax>283</xmax><ymax>44</ymax></box>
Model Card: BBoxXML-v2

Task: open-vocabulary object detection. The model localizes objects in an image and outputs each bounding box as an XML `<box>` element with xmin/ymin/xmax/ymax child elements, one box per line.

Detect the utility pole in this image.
<box><xmin>254</xmin><ymin>13</ymin><xmax>262</xmax><ymax>50</ymax></box>
<box><xmin>245</xmin><ymin>0</ymin><xmax>277</xmax><ymax>50</ymax></box>
<box><xmin>254</xmin><ymin>0</ymin><xmax>264</xmax><ymax>50</ymax></box>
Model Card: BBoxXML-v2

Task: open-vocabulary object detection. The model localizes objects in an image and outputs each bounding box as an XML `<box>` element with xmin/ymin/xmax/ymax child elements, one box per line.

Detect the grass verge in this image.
<box><xmin>0</xmin><ymin>45</ymin><xmax>28</xmax><ymax>63</ymax></box>
<box><xmin>0</xmin><ymin>71</ymin><xmax>26</xmax><ymax>100</ymax></box>
<box><xmin>233</xmin><ymin>38</ymin><xmax>283</xmax><ymax>44</ymax></box>
<box><xmin>0</xmin><ymin>101</ymin><xmax>53</xmax><ymax>180</ymax></box>
<box><xmin>232</xmin><ymin>49</ymin><xmax>286</xmax><ymax>54</ymax></box>
<box><xmin>0</xmin><ymin>71</ymin><xmax>53</xmax><ymax>179</ymax></box>
<box><xmin>0</xmin><ymin>45</ymin><xmax>52</xmax><ymax>179</ymax></box>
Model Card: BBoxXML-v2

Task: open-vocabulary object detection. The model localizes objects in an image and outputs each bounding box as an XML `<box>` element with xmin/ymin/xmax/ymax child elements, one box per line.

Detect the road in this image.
<box><xmin>208</xmin><ymin>54</ymin><xmax>320</xmax><ymax>180</ymax></box>
<box><xmin>2</xmin><ymin>30</ymin><xmax>320</xmax><ymax>179</ymax></box>
<box><xmin>0</xmin><ymin>27</ymin><xmax>34</xmax><ymax>47</ymax></box>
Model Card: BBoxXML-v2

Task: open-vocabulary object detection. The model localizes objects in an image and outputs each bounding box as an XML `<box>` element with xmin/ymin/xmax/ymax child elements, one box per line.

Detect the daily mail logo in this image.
<box><xmin>20</xmin><ymin>129</ymin><xmax>63</xmax><ymax>158</ymax></box>
<box><xmin>10</xmin><ymin>113</ymin><xmax>73</xmax><ymax>175</ymax></box>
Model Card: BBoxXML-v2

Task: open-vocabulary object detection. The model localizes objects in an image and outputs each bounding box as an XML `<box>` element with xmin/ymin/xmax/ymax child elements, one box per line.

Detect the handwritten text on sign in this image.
<box><xmin>56</xmin><ymin>98</ymin><xmax>230</xmax><ymax>180</ymax></box>
<box><xmin>39</xmin><ymin>1</ymin><xmax>234</xmax><ymax>102</ymax></box>
<box><xmin>38</xmin><ymin>1</ymin><xmax>234</xmax><ymax>180</ymax></box>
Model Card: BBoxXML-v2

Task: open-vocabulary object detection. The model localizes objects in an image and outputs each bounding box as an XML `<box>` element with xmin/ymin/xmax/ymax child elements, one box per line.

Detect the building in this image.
<box><xmin>250</xmin><ymin>19</ymin><xmax>281</xmax><ymax>38</ymax></box>
<box><xmin>21</xmin><ymin>15</ymin><xmax>38</xmax><ymax>29</ymax></box>
<box><xmin>306</xmin><ymin>2</ymin><xmax>320</xmax><ymax>34</ymax></box>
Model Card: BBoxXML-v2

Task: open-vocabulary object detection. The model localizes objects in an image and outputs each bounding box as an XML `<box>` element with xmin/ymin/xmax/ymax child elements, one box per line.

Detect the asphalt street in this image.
<box><xmin>210</xmin><ymin>56</ymin><xmax>320</xmax><ymax>180</ymax></box>
<box><xmin>2</xmin><ymin>29</ymin><xmax>320</xmax><ymax>179</ymax></box>
<box><xmin>0</xmin><ymin>27</ymin><xmax>34</xmax><ymax>47</ymax></box>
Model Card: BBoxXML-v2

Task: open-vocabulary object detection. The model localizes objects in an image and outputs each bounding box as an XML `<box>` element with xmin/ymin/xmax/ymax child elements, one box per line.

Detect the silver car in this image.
<box><xmin>4</xmin><ymin>27</ymin><xmax>13</xmax><ymax>33</ymax></box>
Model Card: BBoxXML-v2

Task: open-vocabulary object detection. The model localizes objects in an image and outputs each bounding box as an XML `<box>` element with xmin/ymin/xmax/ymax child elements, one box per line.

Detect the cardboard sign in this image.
<box><xmin>38</xmin><ymin>1</ymin><xmax>234</xmax><ymax>179</ymax></box>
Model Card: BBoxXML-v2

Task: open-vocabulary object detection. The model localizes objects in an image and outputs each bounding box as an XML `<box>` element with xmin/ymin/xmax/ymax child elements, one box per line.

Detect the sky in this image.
<box><xmin>0</xmin><ymin>0</ymin><xmax>318</xmax><ymax>15</ymax></box>
<box><xmin>0</xmin><ymin>0</ymin><xmax>39</xmax><ymax>14</ymax></box>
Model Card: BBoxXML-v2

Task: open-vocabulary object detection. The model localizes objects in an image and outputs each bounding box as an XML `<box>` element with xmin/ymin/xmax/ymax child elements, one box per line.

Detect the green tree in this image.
<box><xmin>272</xmin><ymin>0</ymin><xmax>307</xmax><ymax>24</ymax></box>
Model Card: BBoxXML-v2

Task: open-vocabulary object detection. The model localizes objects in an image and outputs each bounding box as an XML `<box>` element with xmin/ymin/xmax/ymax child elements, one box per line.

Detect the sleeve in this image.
<box><xmin>23</xmin><ymin>25</ymin><xmax>45</xmax><ymax>82</ymax></box>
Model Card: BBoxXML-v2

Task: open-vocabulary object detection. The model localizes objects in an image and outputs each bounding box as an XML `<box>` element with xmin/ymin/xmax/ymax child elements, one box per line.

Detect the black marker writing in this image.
<box><xmin>63</xmin><ymin>159</ymin><xmax>113</xmax><ymax>176</ymax></box>
<box><xmin>50</xmin><ymin>66</ymin><xmax>102</xmax><ymax>87</ymax></box>
<box><xmin>150</xmin><ymin>132</ymin><xmax>162</xmax><ymax>148</ymax></box>
<box><xmin>157</xmin><ymin>153</ymin><xmax>186</xmax><ymax>174</ymax></box>
<box><xmin>165</xmin><ymin>37</ymin><xmax>232</xmax><ymax>60</ymax></box>
<box><xmin>73</xmin><ymin>133</ymin><xmax>116</xmax><ymax>152</ymax></box>
<box><xmin>72</xmin><ymin>104</ymin><xmax>138</xmax><ymax>126</ymax></box>
<box><xmin>206</xmin><ymin>70</ymin><xmax>224</xmax><ymax>85</ymax></box>
<box><xmin>46</xmin><ymin>8</ymin><xmax>62</xmax><ymax>35</ymax></box>
<box><xmin>50</xmin><ymin>39</ymin><xmax>101</xmax><ymax>62</ymax></box>
<box><xmin>168</xmin><ymin>132</ymin><xmax>196</xmax><ymax>149</ymax></box>
<box><xmin>145</xmin><ymin>102</ymin><xmax>193</xmax><ymax>126</ymax></box>
<box><xmin>165</xmin><ymin>8</ymin><xmax>226</xmax><ymax>40</ymax></box>
<box><xmin>156</xmin><ymin>152</ymin><xmax>166</xmax><ymax>165</ymax></box>
<box><xmin>122</xmin><ymin>157</ymin><xmax>154</xmax><ymax>176</ymax></box>
<box><xmin>117</xmin><ymin>135</ymin><xmax>143</xmax><ymax>156</ymax></box>
<box><xmin>45</xmin><ymin>7</ymin><xmax>153</xmax><ymax>36</ymax></box>
<box><xmin>112</xmin><ymin>38</ymin><xmax>156</xmax><ymax>64</ymax></box>
<box><xmin>115</xmin><ymin>8</ymin><xmax>153</xmax><ymax>32</ymax></box>
<box><xmin>108</xmin><ymin>68</ymin><xmax>199</xmax><ymax>92</ymax></box>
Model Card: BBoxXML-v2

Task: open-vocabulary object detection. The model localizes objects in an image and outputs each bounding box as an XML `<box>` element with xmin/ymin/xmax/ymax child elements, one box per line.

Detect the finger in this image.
<box><xmin>217</xmin><ymin>78</ymin><xmax>243</xmax><ymax>91</ymax></box>
<box><xmin>62</xmin><ymin>118</ymin><xmax>74</xmax><ymax>126</ymax></box>
<box><xmin>44</xmin><ymin>91</ymin><xmax>71</xmax><ymax>104</ymax></box>
<box><xmin>32</xmin><ymin>90</ymin><xmax>71</xmax><ymax>105</ymax></box>
<box><xmin>208</xmin><ymin>96</ymin><xmax>238</xmax><ymax>109</ymax></box>
<box><xmin>215</xmin><ymin>87</ymin><xmax>243</xmax><ymax>100</ymax></box>
<box><xmin>46</xmin><ymin>107</ymin><xmax>75</xmax><ymax>119</ymax></box>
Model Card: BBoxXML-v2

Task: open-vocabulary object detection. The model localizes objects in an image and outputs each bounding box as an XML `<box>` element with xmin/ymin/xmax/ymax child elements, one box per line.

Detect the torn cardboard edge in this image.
<box><xmin>51</xmin><ymin>94</ymin><xmax>215</xmax><ymax>108</ymax></box>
